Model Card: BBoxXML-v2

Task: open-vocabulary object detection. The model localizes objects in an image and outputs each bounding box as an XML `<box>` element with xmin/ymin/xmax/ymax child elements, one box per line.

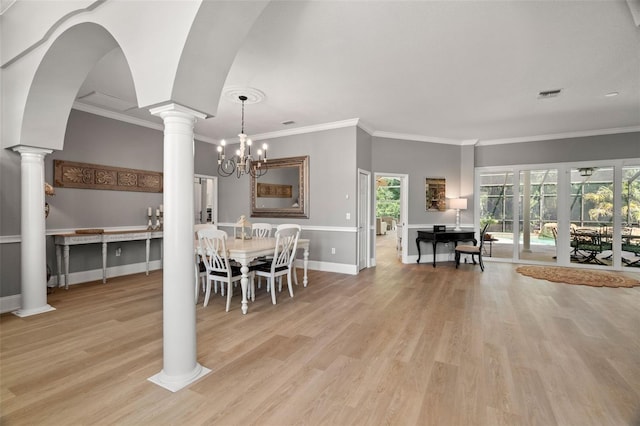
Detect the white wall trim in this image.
<box><xmin>0</xmin><ymin>294</ymin><xmax>21</xmax><ymax>314</ymax></box>
<box><xmin>0</xmin><ymin>235</ymin><xmax>21</xmax><ymax>243</ymax></box>
<box><xmin>249</xmin><ymin>118</ymin><xmax>360</xmax><ymax>141</ymax></box>
<box><xmin>477</xmin><ymin>125</ymin><xmax>640</xmax><ymax>146</ymax></box>
<box><xmin>372</xmin><ymin>131</ymin><xmax>463</xmax><ymax>145</ymax></box>
<box><xmin>216</xmin><ymin>223</ymin><xmax>358</xmax><ymax>233</ymax></box>
<box><xmin>48</xmin><ymin>260</ymin><xmax>163</xmax><ymax>288</ymax></box>
<box><xmin>72</xmin><ymin>103</ymin><xmax>639</xmax><ymax>148</ymax></box>
<box><xmin>295</xmin><ymin>259</ymin><xmax>358</xmax><ymax>275</ymax></box>
<box><xmin>72</xmin><ymin>102</ymin><xmax>218</xmax><ymax>144</ymax></box>
<box><xmin>406</xmin><ymin>223</ymin><xmax>475</xmax><ymax>230</ymax></box>
<box><xmin>0</xmin><ymin>259</ymin><xmax>355</xmax><ymax>312</ymax></box>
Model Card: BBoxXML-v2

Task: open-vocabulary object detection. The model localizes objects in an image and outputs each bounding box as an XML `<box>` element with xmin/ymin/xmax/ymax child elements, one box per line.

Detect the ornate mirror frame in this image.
<box><xmin>251</xmin><ymin>155</ymin><xmax>309</xmax><ymax>218</ymax></box>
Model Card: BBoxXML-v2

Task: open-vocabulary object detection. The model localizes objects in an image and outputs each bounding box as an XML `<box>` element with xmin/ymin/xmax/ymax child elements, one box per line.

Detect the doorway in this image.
<box><xmin>374</xmin><ymin>173</ymin><xmax>408</xmax><ymax>265</ymax></box>
<box><xmin>194</xmin><ymin>175</ymin><xmax>218</xmax><ymax>224</ymax></box>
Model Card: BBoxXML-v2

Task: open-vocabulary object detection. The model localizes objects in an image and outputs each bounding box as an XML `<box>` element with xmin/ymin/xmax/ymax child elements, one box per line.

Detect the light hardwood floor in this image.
<box><xmin>1</xmin><ymin>235</ymin><xmax>639</xmax><ymax>425</ymax></box>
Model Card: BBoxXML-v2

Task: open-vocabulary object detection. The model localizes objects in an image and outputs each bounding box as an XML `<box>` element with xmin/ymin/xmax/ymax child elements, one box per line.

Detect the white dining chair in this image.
<box><xmin>197</xmin><ymin>228</ymin><xmax>243</xmax><ymax>311</ymax></box>
<box><xmin>253</xmin><ymin>225</ymin><xmax>300</xmax><ymax>304</ymax></box>
<box><xmin>251</xmin><ymin>223</ymin><xmax>273</xmax><ymax>290</ymax></box>
<box><xmin>252</xmin><ymin>222</ymin><xmax>272</xmax><ymax>238</ymax></box>
<box><xmin>276</xmin><ymin>224</ymin><xmax>302</xmax><ymax>286</ymax></box>
<box><xmin>194</xmin><ymin>223</ymin><xmax>218</xmax><ymax>301</ymax></box>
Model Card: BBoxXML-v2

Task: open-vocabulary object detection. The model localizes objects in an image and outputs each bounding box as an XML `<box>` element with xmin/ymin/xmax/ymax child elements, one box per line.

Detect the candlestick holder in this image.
<box><xmin>147</xmin><ymin>213</ymin><xmax>154</xmax><ymax>230</ymax></box>
<box><xmin>155</xmin><ymin>211</ymin><xmax>163</xmax><ymax>231</ymax></box>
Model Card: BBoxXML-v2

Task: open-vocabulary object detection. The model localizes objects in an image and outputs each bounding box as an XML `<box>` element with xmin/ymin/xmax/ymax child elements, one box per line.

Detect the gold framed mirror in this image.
<box><xmin>251</xmin><ymin>155</ymin><xmax>309</xmax><ymax>218</ymax></box>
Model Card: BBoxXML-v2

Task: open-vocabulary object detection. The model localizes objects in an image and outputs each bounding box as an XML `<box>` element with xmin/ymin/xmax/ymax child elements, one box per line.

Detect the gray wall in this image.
<box><xmin>476</xmin><ymin>132</ymin><xmax>640</xmax><ymax>167</ymax></box>
<box><xmin>372</xmin><ymin>137</ymin><xmax>467</xmax><ymax>257</ymax></box>
<box><xmin>4</xmin><ymin>109</ymin><xmax>635</xmax><ymax>298</ymax></box>
<box><xmin>216</xmin><ymin>126</ymin><xmax>359</xmax><ymax>265</ymax></box>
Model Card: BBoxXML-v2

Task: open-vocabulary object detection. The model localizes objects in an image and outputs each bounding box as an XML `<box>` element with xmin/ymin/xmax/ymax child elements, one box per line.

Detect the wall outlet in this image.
<box><xmin>346</xmin><ymin>213</ymin><xmax>350</xmax><ymax>220</ymax></box>
<box><xmin>115</xmin><ymin>248</ymin><xmax>122</xmax><ymax>257</ymax></box>
<box><xmin>331</xmin><ymin>248</ymin><xmax>336</xmax><ymax>254</ymax></box>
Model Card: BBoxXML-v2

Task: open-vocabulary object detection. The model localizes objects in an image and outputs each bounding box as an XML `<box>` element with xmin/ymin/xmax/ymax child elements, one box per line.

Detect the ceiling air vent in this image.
<box><xmin>537</xmin><ymin>89</ymin><xmax>562</xmax><ymax>99</ymax></box>
<box><xmin>281</xmin><ymin>120</ymin><xmax>295</xmax><ymax>125</ymax></box>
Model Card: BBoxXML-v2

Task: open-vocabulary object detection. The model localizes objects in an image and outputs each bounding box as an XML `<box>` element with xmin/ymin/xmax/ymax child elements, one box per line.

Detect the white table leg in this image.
<box><xmin>56</xmin><ymin>244</ymin><xmax>62</xmax><ymax>288</ymax></box>
<box><xmin>146</xmin><ymin>238</ymin><xmax>150</xmax><ymax>275</ymax></box>
<box><xmin>102</xmin><ymin>242</ymin><xmax>107</xmax><ymax>283</ymax></box>
<box><xmin>63</xmin><ymin>245</ymin><xmax>70</xmax><ymax>290</ymax></box>
<box><xmin>303</xmin><ymin>247</ymin><xmax>309</xmax><ymax>287</ymax></box>
<box><xmin>240</xmin><ymin>262</ymin><xmax>249</xmax><ymax>315</ymax></box>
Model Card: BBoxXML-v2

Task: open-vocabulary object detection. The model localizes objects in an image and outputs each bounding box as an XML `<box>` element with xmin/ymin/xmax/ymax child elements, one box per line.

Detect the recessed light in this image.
<box><xmin>605</xmin><ymin>92</ymin><xmax>619</xmax><ymax>97</ymax></box>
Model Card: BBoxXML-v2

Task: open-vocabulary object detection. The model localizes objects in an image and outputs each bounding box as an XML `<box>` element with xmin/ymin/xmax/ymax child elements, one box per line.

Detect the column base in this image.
<box><xmin>13</xmin><ymin>304</ymin><xmax>56</xmax><ymax>317</ymax></box>
<box><xmin>148</xmin><ymin>363</ymin><xmax>211</xmax><ymax>392</ymax></box>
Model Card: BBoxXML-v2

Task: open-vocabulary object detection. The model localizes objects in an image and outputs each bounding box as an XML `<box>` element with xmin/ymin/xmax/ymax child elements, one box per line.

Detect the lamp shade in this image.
<box><xmin>449</xmin><ymin>198</ymin><xmax>467</xmax><ymax>210</ymax></box>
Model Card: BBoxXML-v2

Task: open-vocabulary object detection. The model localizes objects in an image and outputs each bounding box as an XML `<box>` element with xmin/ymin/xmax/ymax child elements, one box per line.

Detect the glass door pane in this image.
<box><xmin>479</xmin><ymin>171</ymin><xmax>514</xmax><ymax>260</ymax></box>
<box><xmin>518</xmin><ymin>169</ymin><xmax>558</xmax><ymax>263</ymax></box>
<box><xmin>622</xmin><ymin>165</ymin><xmax>640</xmax><ymax>268</ymax></box>
<box><xmin>569</xmin><ymin>167</ymin><xmax>613</xmax><ymax>266</ymax></box>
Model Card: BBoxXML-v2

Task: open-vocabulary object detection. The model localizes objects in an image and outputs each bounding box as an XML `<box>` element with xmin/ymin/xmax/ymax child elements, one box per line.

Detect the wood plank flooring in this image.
<box><xmin>1</xmin><ymin>235</ymin><xmax>639</xmax><ymax>425</ymax></box>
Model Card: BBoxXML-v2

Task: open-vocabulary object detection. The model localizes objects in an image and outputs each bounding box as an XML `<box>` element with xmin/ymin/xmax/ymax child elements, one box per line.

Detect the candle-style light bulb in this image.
<box><xmin>246</xmin><ymin>139</ymin><xmax>252</xmax><ymax>156</ymax></box>
<box><xmin>262</xmin><ymin>143</ymin><xmax>268</xmax><ymax>161</ymax></box>
<box><xmin>257</xmin><ymin>149</ymin><xmax>263</xmax><ymax>161</ymax></box>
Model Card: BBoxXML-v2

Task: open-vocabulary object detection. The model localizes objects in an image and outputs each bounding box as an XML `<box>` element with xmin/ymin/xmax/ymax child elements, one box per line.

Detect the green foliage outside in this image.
<box><xmin>376</xmin><ymin>178</ymin><xmax>400</xmax><ymax>219</ymax></box>
<box><xmin>584</xmin><ymin>180</ymin><xmax>640</xmax><ymax>225</ymax></box>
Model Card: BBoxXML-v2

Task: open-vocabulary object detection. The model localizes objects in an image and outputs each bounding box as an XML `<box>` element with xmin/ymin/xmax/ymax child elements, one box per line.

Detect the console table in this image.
<box><xmin>54</xmin><ymin>230</ymin><xmax>163</xmax><ymax>289</ymax></box>
<box><xmin>416</xmin><ymin>229</ymin><xmax>476</xmax><ymax>267</ymax></box>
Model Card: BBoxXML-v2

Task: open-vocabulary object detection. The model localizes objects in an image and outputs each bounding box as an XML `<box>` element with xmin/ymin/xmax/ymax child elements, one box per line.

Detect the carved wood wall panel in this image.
<box><xmin>54</xmin><ymin>160</ymin><xmax>163</xmax><ymax>193</ymax></box>
<box><xmin>256</xmin><ymin>183</ymin><xmax>293</xmax><ymax>198</ymax></box>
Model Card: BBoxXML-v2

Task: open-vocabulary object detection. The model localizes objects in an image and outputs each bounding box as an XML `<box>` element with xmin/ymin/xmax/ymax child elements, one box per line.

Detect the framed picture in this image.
<box><xmin>426</xmin><ymin>178</ymin><xmax>446</xmax><ymax>211</ymax></box>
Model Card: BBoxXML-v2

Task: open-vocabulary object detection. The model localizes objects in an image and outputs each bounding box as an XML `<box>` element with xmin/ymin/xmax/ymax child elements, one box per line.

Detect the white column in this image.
<box><xmin>147</xmin><ymin>104</ymin><xmax>210</xmax><ymax>392</ymax></box>
<box><xmin>12</xmin><ymin>146</ymin><xmax>55</xmax><ymax>317</ymax></box>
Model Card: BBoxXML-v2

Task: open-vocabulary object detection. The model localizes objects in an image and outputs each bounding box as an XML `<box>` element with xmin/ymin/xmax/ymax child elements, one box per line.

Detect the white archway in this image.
<box><xmin>3</xmin><ymin>0</ymin><xmax>271</xmax><ymax>391</ymax></box>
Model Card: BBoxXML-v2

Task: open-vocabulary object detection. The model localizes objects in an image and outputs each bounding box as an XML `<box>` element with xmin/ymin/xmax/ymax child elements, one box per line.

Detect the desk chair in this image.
<box><xmin>454</xmin><ymin>223</ymin><xmax>490</xmax><ymax>271</ymax></box>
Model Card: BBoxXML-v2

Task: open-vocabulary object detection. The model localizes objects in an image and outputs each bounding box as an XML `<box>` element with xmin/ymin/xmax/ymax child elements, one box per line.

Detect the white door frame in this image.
<box><xmin>194</xmin><ymin>174</ymin><xmax>218</xmax><ymax>224</ymax></box>
<box><xmin>374</xmin><ymin>172</ymin><xmax>409</xmax><ymax>264</ymax></box>
<box><xmin>357</xmin><ymin>169</ymin><xmax>371</xmax><ymax>270</ymax></box>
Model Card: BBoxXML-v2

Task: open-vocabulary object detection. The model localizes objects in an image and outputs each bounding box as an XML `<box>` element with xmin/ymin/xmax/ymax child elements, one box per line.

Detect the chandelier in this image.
<box><xmin>217</xmin><ymin>95</ymin><xmax>268</xmax><ymax>178</ymax></box>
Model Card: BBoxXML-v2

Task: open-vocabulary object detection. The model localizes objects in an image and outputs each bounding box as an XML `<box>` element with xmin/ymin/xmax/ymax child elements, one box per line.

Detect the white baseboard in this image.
<box><xmin>49</xmin><ymin>260</ymin><xmax>163</xmax><ymax>287</ymax></box>
<box><xmin>0</xmin><ymin>294</ymin><xmax>21</xmax><ymax>314</ymax></box>
<box><xmin>2</xmin><ymin>259</ymin><xmax>355</xmax><ymax>314</ymax></box>
<box><xmin>294</xmin><ymin>259</ymin><xmax>358</xmax><ymax>275</ymax></box>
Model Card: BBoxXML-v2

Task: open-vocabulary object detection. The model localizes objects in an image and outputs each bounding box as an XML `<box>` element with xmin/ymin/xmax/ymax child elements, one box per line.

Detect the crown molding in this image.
<box><xmin>73</xmin><ymin>102</ymin><xmax>639</xmax><ymax>147</ymax></box>
<box><xmin>372</xmin><ymin>131</ymin><xmax>463</xmax><ymax>146</ymax></box>
<box><xmin>356</xmin><ymin>119</ymin><xmax>375</xmax><ymax>135</ymax></box>
<box><xmin>72</xmin><ymin>102</ymin><xmax>218</xmax><ymax>144</ymax></box>
<box><xmin>249</xmin><ymin>118</ymin><xmax>360</xmax><ymax>141</ymax></box>
<box><xmin>477</xmin><ymin>126</ymin><xmax>640</xmax><ymax>146</ymax></box>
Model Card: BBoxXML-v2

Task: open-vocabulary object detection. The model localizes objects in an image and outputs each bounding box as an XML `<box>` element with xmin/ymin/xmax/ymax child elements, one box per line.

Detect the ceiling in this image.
<box><xmin>75</xmin><ymin>1</ymin><xmax>640</xmax><ymax>145</ymax></box>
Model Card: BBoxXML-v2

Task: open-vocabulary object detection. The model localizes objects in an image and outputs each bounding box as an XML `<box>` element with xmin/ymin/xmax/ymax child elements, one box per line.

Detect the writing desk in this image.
<box><xmin>416</xmin><ymin>229</ymin><xmax>476</xmax><ymax>267</ymax></box>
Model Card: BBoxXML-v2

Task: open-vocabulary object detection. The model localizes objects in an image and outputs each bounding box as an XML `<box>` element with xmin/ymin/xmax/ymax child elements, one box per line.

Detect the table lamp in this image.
<box><xmin>450</xmin><ymin>198</ymin><xmax>467</xmax><ymax>231</ymax></box>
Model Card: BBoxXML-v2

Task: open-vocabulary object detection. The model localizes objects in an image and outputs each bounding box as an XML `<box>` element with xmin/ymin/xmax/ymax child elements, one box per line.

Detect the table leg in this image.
<box><xmin>56</xmin><ymin>245</ymin><xmax>62</xmax><ymax>288</ymax></box>
<box><xmin>416</xmin><ymin>238</ymin><xmax>422</xmax><ymax>263</ymax></box>
<box><xmin>432</xmin><ymin>241</ymin><xmax>437</xmax><ymax>268</ymax></box>
<box><xmin>303</xmin><ymin>247</ymin><xmax>309</xmax><ymax>287</ymax></box>
<box><xmin>63</xmin><ymin>245</ymin><xmax>70</xmax><ymax>290</ymax></box>
<box><xmin>146</xmin><ymin>238</ymin><xmax>150</xmax><ymax>275</ymax></box>
<box><xmin>102</xmin><ymin>242</ymin><xmax>107</xmax><ymax>283</ymax></box>
<box><xmin>240</xmin><ymin>262</ymin><xmax>249</xmax><ymax>315</ymax></box>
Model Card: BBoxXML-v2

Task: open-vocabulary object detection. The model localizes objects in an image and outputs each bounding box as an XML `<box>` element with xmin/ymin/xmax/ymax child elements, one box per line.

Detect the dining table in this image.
<box><xmin>196</xmin><ymin>237</ymin><xmax>310</xmax><ymax>314</ymax></box>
